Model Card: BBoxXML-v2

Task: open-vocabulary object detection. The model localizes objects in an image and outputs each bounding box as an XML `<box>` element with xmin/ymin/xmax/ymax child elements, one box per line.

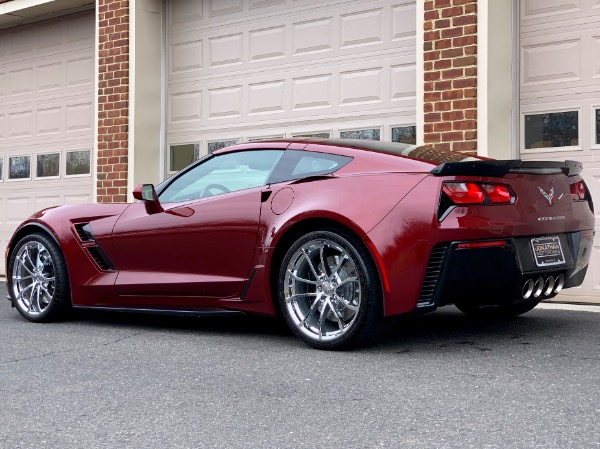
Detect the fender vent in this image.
<box><xmin>74</xmin><ymin>223</ymin><xmax>94</xmax><ymax>242</ymax></box>
<box><xmin>417</xmin><ymin>244</ymin><xmax>449</xmax><ymax>308</ymax></box>
<box><xmin>86</xmin><ymin>246</ymin><xmax>115</xmax><ymax>271</ymax></box>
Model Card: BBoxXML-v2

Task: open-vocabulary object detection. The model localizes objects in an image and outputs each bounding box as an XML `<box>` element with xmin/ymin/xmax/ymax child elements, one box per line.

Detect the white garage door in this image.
<box><xmin>166</xmin><ymin>0</ymin><xmax>417</xmax><ymax>174</ymax></box>
<box><xmin>0</xmin><ymin>11</ymin><xmax>95</xmax><ymax>273</ymax></box>
<box><xmin>519</xmin><ymin>0</ymin><xmax>600</xmax><ymax>301</ymax></box>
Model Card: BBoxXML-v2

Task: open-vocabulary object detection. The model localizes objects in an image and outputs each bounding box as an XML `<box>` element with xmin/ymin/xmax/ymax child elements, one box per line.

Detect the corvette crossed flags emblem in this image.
<box><xmin>538</xmin><ymin>186</ymin><xmax>554</xmax><ymax>206</ymax></box>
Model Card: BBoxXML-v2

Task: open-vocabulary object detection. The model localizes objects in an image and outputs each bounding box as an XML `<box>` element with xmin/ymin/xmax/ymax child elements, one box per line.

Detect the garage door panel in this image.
<box><xmin>168</xmin><ymin>2</ymin><xmax>415</xmax><ymax>86</ymax></box>
<box><xmin>0</xmin><ymin>11</ymin><xmax>94</xmax><ymax>273</ymax></box>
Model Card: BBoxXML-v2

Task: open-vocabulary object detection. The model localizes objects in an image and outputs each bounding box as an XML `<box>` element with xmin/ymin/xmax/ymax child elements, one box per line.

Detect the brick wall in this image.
<box><xmin>97</xmin><ymin>0</ymin><xmax>130</xmax><ymax>203</ymax></box>
<box><xmin>423</xmin><ymin>0</ymin><xmax>477</xmax><ymax>153</ymax></box>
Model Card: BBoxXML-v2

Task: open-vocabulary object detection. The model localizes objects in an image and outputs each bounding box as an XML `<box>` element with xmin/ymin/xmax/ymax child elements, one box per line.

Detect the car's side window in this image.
<box><xmin>268</xmin><ymin>150</ymin><xmax>353</xmax><ymax>184</ymax></box>
<box><xmin>159</xmin><ymin>150</ymin><xmax>284</xmax><ymax>204</ymax></box>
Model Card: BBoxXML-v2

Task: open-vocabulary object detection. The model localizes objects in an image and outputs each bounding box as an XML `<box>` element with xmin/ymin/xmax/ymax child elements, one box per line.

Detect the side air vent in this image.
<box><xmin>74</xmin><ymin>223</ymin><xmax>95</xmax><ymax>242</ymax></box>
<box><xmin>437</xmin><ymin>192</ymin><xmax>454</xmax><ymax>221</ymax></box>
<box><xmin>417</xmin><ymin>244</ymin><xmax>449</xmax><ymax>308</ymax></box>
<box><xmin>86</xmin><ymin>246</ymin><xmax>115</xmax><ymax>271</ymax></box>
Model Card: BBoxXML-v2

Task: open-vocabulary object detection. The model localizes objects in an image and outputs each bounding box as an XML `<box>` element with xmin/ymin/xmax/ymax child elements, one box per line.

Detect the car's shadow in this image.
<box><xmin>64</xmin><ymin>305</ymin><xmax>587</xmax><ymax>352</ymax></box>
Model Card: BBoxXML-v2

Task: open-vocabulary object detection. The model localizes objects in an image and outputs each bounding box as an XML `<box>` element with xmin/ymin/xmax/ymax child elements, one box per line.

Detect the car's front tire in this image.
<box><xmin>278</xmin><ymin>229</ymin><xmax>386</xmax><ymax>350</ymax></box>
<box><xmin>455</xmin><ymin>299</ymin><xmax>541</xmax><ymax>319</ymax></box>
<box><xmin>8</xmin><ymin>232</ymin><xmax>71</xmax><ymax>322</ymax></box>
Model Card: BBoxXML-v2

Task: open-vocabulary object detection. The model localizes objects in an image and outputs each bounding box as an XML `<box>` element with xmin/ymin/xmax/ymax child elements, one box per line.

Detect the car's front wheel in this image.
<box><xmin>278</xmin><ymin>229</ymin><xmax>385</xmax><ymax>350</ymax></box>
<box><xmin>8</xmin><ymin>232</ymin><xmax>71</xmax><ymax>322</ymax></box>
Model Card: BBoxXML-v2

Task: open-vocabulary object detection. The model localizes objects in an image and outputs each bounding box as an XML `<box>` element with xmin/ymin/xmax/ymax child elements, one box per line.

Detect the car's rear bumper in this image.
<box><xmin>416</xmin><ymin>231</ymin><xmax>593</xmax><ymax>311</ymax></box>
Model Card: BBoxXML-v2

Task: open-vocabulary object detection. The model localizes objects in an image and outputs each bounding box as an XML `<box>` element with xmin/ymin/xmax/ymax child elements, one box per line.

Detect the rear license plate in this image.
<box><xmin>530</xmin><ymin>236</ymin><xmax>565</xmax><ymax>267</ymax></box>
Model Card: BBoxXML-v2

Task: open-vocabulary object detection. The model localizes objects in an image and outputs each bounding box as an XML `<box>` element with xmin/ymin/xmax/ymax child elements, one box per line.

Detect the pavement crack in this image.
<box><xmin>0</xmin><ymin>331</ymin><xmax>144</xmax><ymax>365</ymax></box>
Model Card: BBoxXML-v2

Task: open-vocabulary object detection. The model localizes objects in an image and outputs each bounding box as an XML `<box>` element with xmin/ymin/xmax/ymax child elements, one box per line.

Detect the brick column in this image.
<box><xmin>423</xmin><ymin>0</ymin><xmax>477</xmax><ymax>153</ymax></box>
<box><xmin>97</xmin><ymin>0</ymin><xmax>130</xmax><ymax>203</ymax></box>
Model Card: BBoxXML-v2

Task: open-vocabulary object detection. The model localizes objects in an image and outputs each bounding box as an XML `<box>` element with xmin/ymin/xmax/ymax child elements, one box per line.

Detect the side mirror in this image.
<box><xmin>133</xmin><ymin>184</ymin><xmax>163</xmax><ymax>214</ymax></box>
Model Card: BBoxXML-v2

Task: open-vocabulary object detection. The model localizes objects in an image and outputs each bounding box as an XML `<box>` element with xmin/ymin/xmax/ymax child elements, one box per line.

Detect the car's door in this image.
<box><xmin>111</xmin><ymin>149</ymin><xmax>284</xmax><ymax>299</ymax></box>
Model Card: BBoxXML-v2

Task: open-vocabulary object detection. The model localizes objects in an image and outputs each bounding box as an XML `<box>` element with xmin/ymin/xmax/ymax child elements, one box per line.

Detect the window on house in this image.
<box><xmin>36</xmin><ymin>153</ymin><xmax>60</xmax><ymax>178</ymax></box>
<box><xmin>524</xmin><ymin>111</ymin><xmax>579</xmax><ymax>149</ymax></box>
<box><xmin>66</xmin><ymin>150</ymin><xmax>91</xmax><ymax>175</ymax></box>
<box><xmin>392</xmin><ymin>126</ymin><xmax>417</xmax><ymax>145</ymax></box>
<box><xmin>340</xmin><ymin>128</ymin><xmax>381</xmax><ymax>140</ymax></box>
<box><xmin>9</xmin><ymin>156</ymin><xmax>31</xmax><ymax>180</ymax></box>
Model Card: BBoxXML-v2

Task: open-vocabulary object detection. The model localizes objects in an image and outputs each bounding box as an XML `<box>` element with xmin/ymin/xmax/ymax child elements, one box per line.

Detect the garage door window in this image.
<box><xmin>36</xmin><ymin>153</ymin><xmax>60</xmax><ymax>178</ymax></box>
<box><xmin>340</xmin><ymin>128</ymin><xmax>381</xmax><ymax>140</ymax></box>
<box><xmin>207</xmin><ymin>140</ymin><xmax>240</xmax><ymax>154</ymax></box>
<box><xmin>292</xmin><ymin>132</ymin><xmax>331</xmax><ymax>139</ymax></box>
<box><xmin>392</xmin><ymin>126</ymin><xmax>417</xmax><ymax>144</ymax></box>
<box><xmin>8</xmin><ymin>156</ymin><xmax>31</xmax><ymax>180</ymax></box>
<box><xmin>66</xmin><ymin>150</ymin><xmax>91</xmax><ymax>176</ymax></box>
<box><xmin>169</xmin><ymin>144</ymin><xmax>200</xmax><ymax>173</ymax></box>
<box><xmin>0</xmin><ymin>157</ymin><xmax>3</xmax><ymax>181</ymax></box>
<box><xmin>524</xmin><ymin>111</ymin><xmax>579</xmax><ymax>149</ymax></box>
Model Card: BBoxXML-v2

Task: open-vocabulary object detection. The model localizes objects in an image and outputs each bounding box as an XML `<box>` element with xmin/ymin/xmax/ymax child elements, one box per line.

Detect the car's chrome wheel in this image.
<box><xmin>8</xmin><ymin>233</ymin><xmax>70</xmax><ymax>322</ymax></box>
<box><xmin>284</xmin><ymin>238</ymin><xmax>362</xmax><ymax>342</ymax></box>
<box><xmin>279</xmin><ymin>230</ymin><xmax>386</xmax><ymax>349</ymax></box>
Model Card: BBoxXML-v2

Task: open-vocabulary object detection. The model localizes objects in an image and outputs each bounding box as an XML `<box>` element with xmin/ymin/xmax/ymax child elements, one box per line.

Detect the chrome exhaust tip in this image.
<box><xmin>522</xmin><ymin>279</ymin><xmax>534</xmax><ymax>299</ymax></box>
<box><xmin>532</xmin><ymin>277</ymin><xmax>544</xmax><ymax>298</ymax></box>
<box><xmin>553</xmin><ymin>274</ymin><xmax>565</xmax><ymax>294</ymax></box>
<box><xmin>543</xmin><ymin>276</ymin><xmax>555</xmax><ymax>297</ymax></box>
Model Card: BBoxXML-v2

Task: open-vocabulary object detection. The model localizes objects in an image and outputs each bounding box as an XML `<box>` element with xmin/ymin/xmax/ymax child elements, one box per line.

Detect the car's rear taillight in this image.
<box><xmin>442</xmin><ymin>182</ymin><xmax>484</xmax><ymax>204</ymax></box>
<box><xmin>570</xmin><ymin>180</ymin><xmax>586</xmax><ymax>201</ymax></box>
<box><xmin>438</xmin><ymin>181</ymin><xmax>516</xmax><ymax>220</ymax></box>
<box><xmin>441</xmin><ymin>182</ymin><xmax>515</xmax><ymax>205</ymax></box>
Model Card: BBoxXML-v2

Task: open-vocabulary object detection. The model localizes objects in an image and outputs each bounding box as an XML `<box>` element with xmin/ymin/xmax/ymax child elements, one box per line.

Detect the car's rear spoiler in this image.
<box><xmin>430</xmin><ymin>160</ymin><xmax>583</xmax><ymax>177</ymax></box>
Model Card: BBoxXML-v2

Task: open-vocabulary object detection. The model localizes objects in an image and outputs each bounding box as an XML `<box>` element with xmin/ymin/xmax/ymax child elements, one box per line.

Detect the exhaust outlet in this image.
<box><xmin>522</xmin><ymin>279</ymin><xmax>534</xmax><ymax>299</ymax></box>
<box><xmin>553</xmin><ymin>274</ymin><xmax>565</xmax><ymax>294</ymax></box>
<box><xmin>532</xmin><ymin>277</ymin><xmax>544</xmax><ymax>298</ymax></box>
<box><xmin>543</xmin><ymin>276</ymin><xmax>555</xmax><ymax>297</ymax></box>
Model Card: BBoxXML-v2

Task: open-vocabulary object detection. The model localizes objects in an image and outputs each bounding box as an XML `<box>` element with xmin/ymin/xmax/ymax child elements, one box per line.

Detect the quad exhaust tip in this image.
<box><xmin>521</xmin><ymin>274</ymin><xmax>565</xmax><ymax>299</ymax></box>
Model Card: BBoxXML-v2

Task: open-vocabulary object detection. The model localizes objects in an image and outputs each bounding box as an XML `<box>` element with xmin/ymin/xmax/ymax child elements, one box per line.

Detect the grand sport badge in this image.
<box><xmin>530</xmin><ymin>236</ymin><xmax>566</xmax><ymax>267</ymax></box>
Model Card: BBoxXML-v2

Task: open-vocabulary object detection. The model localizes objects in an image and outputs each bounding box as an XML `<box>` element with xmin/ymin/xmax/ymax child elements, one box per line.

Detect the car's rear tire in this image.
<box><xmin>455</xmin><ymin>299</ymin><xmax>541</xmax><ymax>319</ymax></box>
<box><xmin>8</xmin><ymin>232</ymin><xmax>71</xmax><ymax>322</ymax></box>
<box><xmin>277</xmin><ymin>229</ymin><xmax>387</xmax><ymax>350</ymax></box>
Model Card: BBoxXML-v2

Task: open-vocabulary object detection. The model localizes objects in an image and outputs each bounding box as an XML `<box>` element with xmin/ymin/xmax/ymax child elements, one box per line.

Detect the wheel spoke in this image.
<box><xmin>25</xmin><ymin>246</ymin><xmax>36</xmax><ymax>272</ymax></box>
<box><xmin>287</xmin><ymin>269</ymin><xmax>319</xmax><ymax>285</ymax></box>
<box><xmin>13</xmin><ymin>275</ymin><xmax>33</xmax><ymax>281</ymax></box>
<box><xmin>28</xmin><ymin>284</ymin><xmax>38</xmax><ymax>312</ymax></box>
<box><xmin>318</xmin><ymin>301</ymin><xmax>328</xmax><ymax>339</ymax></box>
<box><xmin>36</xmin><ymin>245</ymin><xmax>43</xmax><ymax>270</ymax></box>
<box><xmin>302</xmin><ymin>248</ymin><xmax>320</xmax><ymax>279</ymax></box>
<box><xmin>328</xmin><ymin>254</ymin><xmax>347</xmax><ymax>280</ymax></box>
<box><xmin>335</xmin><ymin>276</ymin><xmax>358</xmax><ymax>289</ymax></box>
<box><xmin>319</xmin><ymin>244</ymin><xmax>327</xmax><ymax>276</ymax></box>
<box><xmin>18</xmin><ymin>255</ymin><xmax>34</xmax><ymax>276</ymax></box>
<box><xmin>328</xmin><ymin>299</ymin><xmax>345</xmax><ymax>331</ymax></box>
<box><xmin>339</xmin><ymin>298</ymin><xmax>359</xmax><ymax>313</ymax></box>
<box><xmin>285</xmin><ymin>292</ymin><xmax>318</xmax><ymax>303</ymax></box>
<box><xmin>35</xmin><ymin>284</ymin><xmax>42</xmax><ymax>312</ymax></box>
<box><xmin>18</xmin><ymin>283</ymin><xmax>34</xmax><ymax>299</ymax></box>
<box><xmin>299</xmin><ymin>298</ymin><xmax>321</xmax><ymax>329</ymax></box>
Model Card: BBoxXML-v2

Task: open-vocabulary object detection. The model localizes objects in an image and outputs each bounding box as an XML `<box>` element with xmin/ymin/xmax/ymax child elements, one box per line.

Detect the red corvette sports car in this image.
<box><xmin>5</xmin><ymin>139</ymin><xmax>595</xmax><ymax>349</ymax></box>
